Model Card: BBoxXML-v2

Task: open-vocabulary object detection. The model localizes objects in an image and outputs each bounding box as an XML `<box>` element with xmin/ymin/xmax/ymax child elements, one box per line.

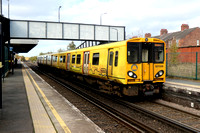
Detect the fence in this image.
<box><xmin>166</xmin><ymin>52</ymin><xmax>200</xmax><ymax>80</ymax></box>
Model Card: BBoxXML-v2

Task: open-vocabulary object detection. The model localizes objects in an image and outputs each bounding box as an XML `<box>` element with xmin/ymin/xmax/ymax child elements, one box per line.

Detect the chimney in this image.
<box><xmin>145</xmin><ymin>33</ymin><xmax>151</xmax><ymax>38</ymax></box>
<box><xmin>160</xmin><ymin>29</ymin><xmax>168</xmax><ymax>36</ymax></box>
<box><xmin>132</xmin><ymin>36</ymin><xmax>138</xmax><ymax>38</ymax></box>
<box><xmin>181</xmin><ymin>24</ymin><xmax>189</xmax><ymax>31</ymax></box>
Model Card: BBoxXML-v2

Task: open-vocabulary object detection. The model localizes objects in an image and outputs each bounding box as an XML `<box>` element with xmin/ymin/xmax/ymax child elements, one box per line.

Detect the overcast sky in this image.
<box><xmin>2</xmin><ymin>0</ymin><xmax>200</xmax><ymax>57</ymax></box>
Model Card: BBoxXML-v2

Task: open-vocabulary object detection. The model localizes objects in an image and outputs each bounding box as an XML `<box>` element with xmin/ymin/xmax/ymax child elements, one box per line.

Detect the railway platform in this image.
<box><xmin>165</xmin><ymin>78</ymin><xmax>200</xmax><ymax>95</ymax></box>
<box><xmin>0</xmin><ymin>63</ymin><xmax>104</xmax><ymax>133</ymax></box>
<box><xmin>163</xmin><ymin>78</ymin><xmax>200</xmax><ymax>110</ymax></box>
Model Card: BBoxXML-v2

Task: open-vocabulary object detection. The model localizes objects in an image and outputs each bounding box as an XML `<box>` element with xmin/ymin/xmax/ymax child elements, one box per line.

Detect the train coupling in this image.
<box><xmin>143</xmin><ymin>84</ymin><xmax>154</xmax><ymax>96</ymax></box>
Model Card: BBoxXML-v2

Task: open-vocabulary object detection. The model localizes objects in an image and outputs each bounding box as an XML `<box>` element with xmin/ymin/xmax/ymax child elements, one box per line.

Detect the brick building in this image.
<box><xmin>150</xmin><ymin>24</ymin><xmax>200</xmax><ymax>53</ymax></box>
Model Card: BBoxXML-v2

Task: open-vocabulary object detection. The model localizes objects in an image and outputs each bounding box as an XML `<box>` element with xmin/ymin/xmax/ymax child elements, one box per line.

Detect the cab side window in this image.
<box><xmin>77</xmin><ymin>54</ymin><xmax>81</xmax><ymax>64</ymax></box>
<box><xmin>72</xmin><ymin>55</ymin><xmax>76</xmax><ymax>64</ymax></box>
<box><xmin>92</xmin><ymin>53</ymin><xmax>99</xmax><ymax>65</ymax></box>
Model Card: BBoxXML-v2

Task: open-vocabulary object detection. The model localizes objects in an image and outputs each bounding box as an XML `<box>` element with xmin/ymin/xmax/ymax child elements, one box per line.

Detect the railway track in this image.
<box><xmin>132</xmin><ymin>101</ymin><xmax>200</xmax><ymax>130</ymax></box>
<box><xmin>27</xmin><ymin>63</ymin><xmax>156</xmax><ymax>132</ymax></box>
<box><xmin>115</xmin><ymin>99</ymin><xmax>200</xmax><ymax>133</ymax></box>
<box><xmin>27</xmin><ymin>62</ymin><xmax>200</xmax><ymax>132</ymax></box>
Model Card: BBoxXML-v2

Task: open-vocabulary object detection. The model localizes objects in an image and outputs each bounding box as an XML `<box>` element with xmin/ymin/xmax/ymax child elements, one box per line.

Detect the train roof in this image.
<box><xmin>38</xmin><ymin>38</ymin><xmax>165</xmax><ymax>57</ymax></box>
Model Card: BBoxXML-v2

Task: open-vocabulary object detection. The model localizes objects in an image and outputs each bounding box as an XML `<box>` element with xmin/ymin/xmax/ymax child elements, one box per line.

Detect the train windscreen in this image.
<box><xmin>154</xmin><ymin>43</ymin><xmax>164</xmax><ymax>63</ymax></box>
<box><xmin>127</xmin><ymin>42</ymin><xmax>164</xmax><ymax>63</ymax></box>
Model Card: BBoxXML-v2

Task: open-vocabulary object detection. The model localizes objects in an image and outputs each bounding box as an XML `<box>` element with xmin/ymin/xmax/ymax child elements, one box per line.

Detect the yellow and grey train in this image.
<box><xmin>37</xmin><ymin>38</ymin><xmax>166</xmax><ymax>97</ymax></box>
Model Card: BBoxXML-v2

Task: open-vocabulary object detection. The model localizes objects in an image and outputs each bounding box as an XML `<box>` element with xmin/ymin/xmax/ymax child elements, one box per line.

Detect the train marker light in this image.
<box><xmin>155</xmin><ymin>70</ymin><xmax>164</xmax><ymax>78</ymax></box>
<box><xmin>155</xmin><ymin>74</ymin><xmax>159</xmax><ymax>78</ymax></box>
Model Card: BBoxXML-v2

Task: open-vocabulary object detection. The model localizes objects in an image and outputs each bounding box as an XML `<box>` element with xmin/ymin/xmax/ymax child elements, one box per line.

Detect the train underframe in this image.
<box><xmin>39</xmin><ymin>64</ymin><xmax>163</xmax><ymax>97</ymax></box>
<box><xmin>83</xmin><ymin>76</ymin><xmax>163</xmax><ymax>97</ymax></box>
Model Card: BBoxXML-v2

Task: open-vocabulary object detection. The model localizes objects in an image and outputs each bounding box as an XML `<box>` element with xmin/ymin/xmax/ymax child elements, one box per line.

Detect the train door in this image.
<box><xmin>142</xmin><ymin>43</ymin><xmax>153</xmax><ymax>81</ymax></box>
<box><xmin>45</xmin><ymin>56</ymin><xmax>47</xmax><ymax>65</ymax></box>
<box><xmin>83</xmin><ymin>52</ymin><xmax>90</xmax><ymax>74</ymax></box>
<box><xmin>67</xmin><ymin>53</ymin><xmax>70</xmax><ymax>70</ymax></box>
<box><xmin>51</xmin><ymin>55</ymin><xmax>53</xmax><ymax>66</ymax></box>
<box><xmin>57</xmin><ymin>56</ymin><xmax>60</xmax><ymax>67</ymax></box>
<box><xmin>108</xmin><ymin>49</ymin><xmax>114</xmax><ymax>78</ymax></box>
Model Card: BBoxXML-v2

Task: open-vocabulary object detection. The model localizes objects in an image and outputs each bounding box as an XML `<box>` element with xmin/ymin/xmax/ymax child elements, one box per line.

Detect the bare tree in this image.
<box><xmin>57</xmin><ymin>48</ymin><xmax>66</xmax><ymax>53</ymax></box>
<box><xmin>67</xmin><ymin>41</ymin><xmax>76</xmax><ymax>50</ymax></box>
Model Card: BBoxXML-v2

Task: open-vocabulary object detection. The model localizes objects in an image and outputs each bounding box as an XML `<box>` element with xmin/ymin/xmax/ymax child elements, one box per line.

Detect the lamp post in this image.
<box><xmin>0</xmin><ymin>0</ymin><xmax>2</xmax><ymax>15</ymax></box>
<box><xmin>7</xmin><ymin>0</ymin><xmax>10</xmax><ymax>18</ymax></box>
<box><xmin>58</xmin><ymin>6</ymin><xmax>62</xmax><ymax>22</ymax></box>
<box><xmin>112</xmin><ymin>28</ymin><xmax>118</xmax><ymax>41</ymax></box>
<box><xmin>100</xmin><ymin>13</ymin><xmax>107</xmax><ymax>25</ymax></box>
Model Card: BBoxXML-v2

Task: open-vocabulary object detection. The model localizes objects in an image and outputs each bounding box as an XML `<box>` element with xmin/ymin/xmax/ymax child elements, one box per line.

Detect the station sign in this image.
<box><xmin>9</xmin><ymin>47</ymin><xmax>13</xmax><ymax>51</ymax></box>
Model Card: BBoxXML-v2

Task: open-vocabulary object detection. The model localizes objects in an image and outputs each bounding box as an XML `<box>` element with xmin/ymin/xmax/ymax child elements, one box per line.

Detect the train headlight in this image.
<box><xmin>155</xmin><ymin>70</ymin><xmax>164</xmax><ymax>78</ymax></box>
<box><xmin>159</xmin><ymin>71</ymin><xmax>163</xmax><ymax>76</ymax></box>
<box><xmin>127</xmin><ymin>71</ymin><xmax>137</xmax><ymax>78</ymax></box>
<box><xmin>128</xmin><ymin>71</ymin><xmax>133</xmax><ymax>77</ymax></box>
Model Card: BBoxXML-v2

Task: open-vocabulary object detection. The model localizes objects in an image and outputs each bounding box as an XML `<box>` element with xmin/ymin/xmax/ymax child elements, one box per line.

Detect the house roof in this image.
<box><xmin>154</xmin><ymin>27</ymin><xmax>198</xmax><ymax>41</ymax></box>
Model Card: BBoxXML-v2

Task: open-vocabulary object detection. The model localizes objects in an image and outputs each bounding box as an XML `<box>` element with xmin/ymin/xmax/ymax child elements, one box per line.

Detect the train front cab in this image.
<box><xmin>125</xmin><ymin>38</ymin><xmax>166</xmax><ymax>96</ymax></box>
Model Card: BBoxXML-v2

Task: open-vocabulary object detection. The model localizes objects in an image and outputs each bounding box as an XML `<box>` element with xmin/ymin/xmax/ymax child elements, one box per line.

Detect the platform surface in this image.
<box><xmin>165</xmin><ymin>78</ymin><xmax>200</xmax><ymax>94</ymax></box>
<box><xmin>0</xmin><ymin>64</ymin><xmax>33</xmax><ymax>133</ymax></box>
<box><xmin>0</xmin><ymin>63</ymin><xmax>104</xmax><ymax>133</ymax></box>
<box><xmin>166</xmin><ymin>78</ymin><xmax>200</xmax><ymax>87</ymax></box>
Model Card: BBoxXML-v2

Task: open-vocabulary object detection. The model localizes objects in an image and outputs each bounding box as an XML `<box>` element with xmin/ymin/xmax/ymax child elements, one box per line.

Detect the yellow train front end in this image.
<box><xmin>123</xmin><ymin>38</ymin><xmax>166</xmax><ymax>96</ymax></box>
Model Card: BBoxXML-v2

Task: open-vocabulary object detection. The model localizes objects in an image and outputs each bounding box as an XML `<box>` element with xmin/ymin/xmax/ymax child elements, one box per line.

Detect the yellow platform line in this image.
<box><xmin>22</xmin><ymin>69</ymin><xmax>56</xmax><ymax>133</ymax></box>
<box><xmin>25</xmin><ymin>68</ymin><xmax>71</xmax><ymax>133</ymax></box>
<box><xmin>165</xmin><ymin>81</ymin><xmax>200</xmax><ymax>89</ymax></box>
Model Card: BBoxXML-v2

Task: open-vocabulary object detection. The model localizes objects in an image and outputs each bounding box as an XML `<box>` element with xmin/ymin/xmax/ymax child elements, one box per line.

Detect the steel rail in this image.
<box><xmin>29</xmin><ymin>63</ymin><xmax>200</xmax><ymax>132</ymax></box>
<box><xmin>114</xmin><ymin>99</ymin><xmax>200</xmax><ymax>133</ymax></box>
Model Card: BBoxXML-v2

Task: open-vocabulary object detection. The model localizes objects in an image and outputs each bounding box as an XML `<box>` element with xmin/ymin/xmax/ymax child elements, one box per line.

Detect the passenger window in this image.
<box><xmin>109</xmin><ymin>52</ymin><xmax>113</xmax><ymax>65</ymax></box>
<box><xmin>72</xmin><ymin>55</ymin><xmax>76</xmax><ymax>64</ymax></box>
<box><xmin>92</xmin><ymin>53</ymin><xmax>99</xmax><ymax>65</ymax></box>
<box><xmin>53</xmin><ymin>56</ymin><xmax>57</xmax><ymax>62</ymax></box>
<box><xmin>55</xmin><ymin>56</ymin><xmax>57</xmax><ymax>62</ymax></box>
<box><xmin>77</xmin><ymin>54</ymin><xmax>81</xmax><ymax>64</ymax></box>
<box><xmin>63</xmin><ymin>56</ymin><xmax>66</xmax><ymax>63</ymax></box>
<box><xmin>60</xmin><ymin>56</ymin><xmax>63</xmax><ymax>63</ymax></box>
<box><xmin>115</xmin><ymin>51</ymin><xmax>118</xmax><ymax>66</ymax></box>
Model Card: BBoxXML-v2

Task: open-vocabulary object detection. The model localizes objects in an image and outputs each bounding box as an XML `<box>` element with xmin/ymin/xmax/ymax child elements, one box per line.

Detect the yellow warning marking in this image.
<box><xmin>25</xmin><ymin>68</ymin><xmax>71</xmax><ymax>133</ymax></box>
<box><xmin>166</xmin><ymin>81</ymin><xmax>200</xmax><ymax>89</ymax></box>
